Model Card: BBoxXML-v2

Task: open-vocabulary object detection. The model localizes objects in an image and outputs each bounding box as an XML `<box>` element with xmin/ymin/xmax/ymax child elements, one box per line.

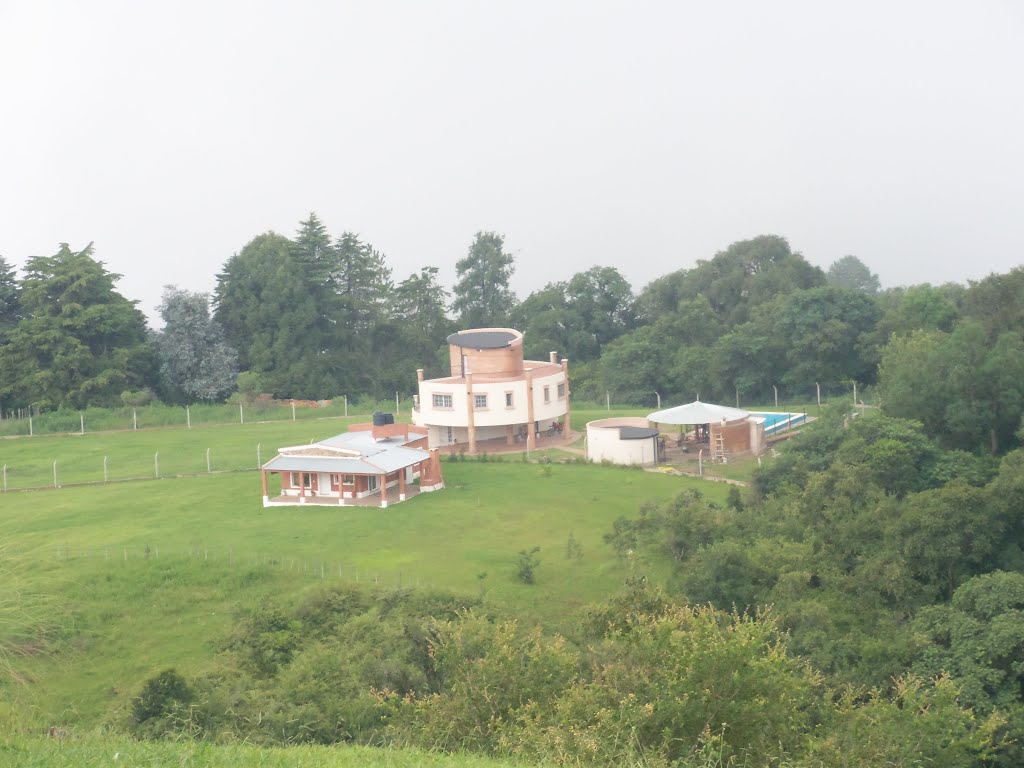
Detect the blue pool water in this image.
<box><xmin>750</xmin><ymin>411</ymin><xmax>807</xmax><ymax>434</ymax></box>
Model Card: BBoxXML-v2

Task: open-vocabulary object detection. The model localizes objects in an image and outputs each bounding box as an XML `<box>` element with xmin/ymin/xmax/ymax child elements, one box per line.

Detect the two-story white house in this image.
<box><xmin>411</xmin><ymin>328</ymin><xmax>571</xmax><ymax>452</ymax></box>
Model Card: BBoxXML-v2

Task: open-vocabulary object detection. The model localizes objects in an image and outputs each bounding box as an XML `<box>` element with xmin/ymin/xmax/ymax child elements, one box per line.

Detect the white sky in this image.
<box><xmin>2</xmin><ymin>1</ymin><xmax>1022</xmax><ymax>324</ymax></box>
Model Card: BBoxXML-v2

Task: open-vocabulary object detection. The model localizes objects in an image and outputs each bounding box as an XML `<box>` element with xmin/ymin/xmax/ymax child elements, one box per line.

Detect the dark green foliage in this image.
<box><xmin>131</xmin><ymin>668</ymin><xmax>193</xmax><ymax>725</ymax></box>
<box><xmin>515</xmin><ymin>547</ymin><xmax>541</xmax><ymax>585</ymax></box>
<box><xmin>0</xmin><ymin>243</ymin><xmax>154</xmax><ymax>410</ymax></box>
<box><xmin>451</xmin><ymin>231</ymin><xmax>516</xmax><ymax>329</ymax></box>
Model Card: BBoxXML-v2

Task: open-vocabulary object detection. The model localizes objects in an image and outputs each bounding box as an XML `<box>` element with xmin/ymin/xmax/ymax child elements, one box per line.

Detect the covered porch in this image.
<box><xmin>265</xmin><ymin>482</ymin><xmax>422</xmax><ymax>508</ymax></box>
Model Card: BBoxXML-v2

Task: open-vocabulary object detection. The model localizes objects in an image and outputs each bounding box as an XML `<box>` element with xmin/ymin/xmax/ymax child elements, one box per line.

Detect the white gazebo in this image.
<box><xmin>647</xmin><ymin>400</ymin><xmax>750</xmax><ymax>425</ymax></box>
<box><xmin>647</xmin><ymin>400</ymin><xmax>763</xmax><ymax>460</ymax></box>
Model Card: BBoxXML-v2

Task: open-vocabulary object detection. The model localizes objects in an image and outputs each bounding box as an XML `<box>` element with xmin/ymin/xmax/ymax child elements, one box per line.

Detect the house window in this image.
<box><xmin>557</xmin><ymin>382</ymin><xmax>566</xmax><ymax>399</ymax></box>
<box><xmin>505</xmin><ymin>392</ymin><xmax>514</xmax><ymax>408</ymax></box>
<box><xmin>291</xmin><ymin>472</ymin><xmax>312</xmax><ymax>488</ymax></box>
<box><xmin>367</xmin><ymin>476</ymin><xmax>379</xmax><ymax>491</ymax></box>
<box><xmin>474</xmin><ymin>393</ymin><xmax>488</xmax><ymax>409</ymax></box>
<box><xmin>329</xmin><ymin>473</ymin><xmax>339</xmax><ymax>488</ymax></box>
<box><xmin>432</xmin><ymin>393</ymin><xmax>453</xmax><ymax>409</ymax></box>
<box><xmin>544</xmin><ymin>386</ymin><xmax>550</xmax><ymax>403</ymax></box>
<box><xmin>342</xmin><ymin>474</ymin><xmax>354</xmax><ymax>485</ymax></box>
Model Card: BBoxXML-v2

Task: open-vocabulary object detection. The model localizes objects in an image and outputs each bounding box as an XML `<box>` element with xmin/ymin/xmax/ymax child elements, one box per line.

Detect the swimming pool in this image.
<box><xmin>750</xmin><ymin>411</ymin><xmax>807</xmax><ymax>435</ymax></box>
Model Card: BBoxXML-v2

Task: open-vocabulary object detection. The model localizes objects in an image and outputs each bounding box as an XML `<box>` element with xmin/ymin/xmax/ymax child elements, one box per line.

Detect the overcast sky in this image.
<box><xmin>2</xmin><ymin>1</ymin><xmax>1022</xmax><ymax>325</ymax></box>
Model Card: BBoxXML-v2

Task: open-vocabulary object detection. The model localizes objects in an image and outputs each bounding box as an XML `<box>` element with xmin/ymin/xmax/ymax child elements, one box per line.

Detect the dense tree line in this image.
<box><xmin>3</xmin><ymin>225</ymin><xmax>1024</xmax><ymax>459</ymax></box>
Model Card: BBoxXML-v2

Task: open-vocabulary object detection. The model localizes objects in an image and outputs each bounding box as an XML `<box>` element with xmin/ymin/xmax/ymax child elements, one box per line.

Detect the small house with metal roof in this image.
<box><xmin>260</xmin><ymin>418</ymin><xmax>444</xmax><ymax>507</ymax></box>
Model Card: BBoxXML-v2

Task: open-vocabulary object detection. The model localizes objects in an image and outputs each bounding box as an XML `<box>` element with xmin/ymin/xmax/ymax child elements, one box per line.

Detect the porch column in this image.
<box><xmin>398</xmin><ymin>469</ymin><xmax>406</xmax><ymax>501</ymax></box>
<box><xmin>379</xmin><ymin>474</ymin><xmax>388</xmax><ymax>508</ymax></box>
<box><xmin>261</xmin><ymin>470</ymin><xmax>269</xmax><ymax>505</ymax></box>
<box><xmin>526</xmin><ymin>368</ymin><xmax>536</xmax><ymax>452</ymax></box>
<box><xmin>506</xmin><ymin>424</ymin><xmax>515</xmax><ymax>445</ymax></box>
<box><xmin>466</xmin><ymin>372</ymin><xmax>477</xmax><ymax>454</ymax></box>
<box><xmin>299</xmin><ymin>471</ymin><xmax>306</xmax><ymax>504</ymax></box>
<box><xmin>561</xmin><ymin>358</ymin><xmax>571</xmax><ymax>441</ymax></box>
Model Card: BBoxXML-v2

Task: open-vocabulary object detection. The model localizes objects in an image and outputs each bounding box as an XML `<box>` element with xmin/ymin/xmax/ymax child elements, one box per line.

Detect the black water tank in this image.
<box><xmin>384</xmin><ymin>412</ymin><xmax>395</xmax><ymax>425</ymax></box>
<box><xmin>372</xmin><ymin>411</ymin><xmax>387</xmax><ymax>426</ymax></box>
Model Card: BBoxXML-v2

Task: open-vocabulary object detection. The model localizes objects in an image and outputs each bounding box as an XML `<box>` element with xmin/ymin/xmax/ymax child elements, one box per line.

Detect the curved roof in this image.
<box><xmin>647</xmin><ymin>400</ymin><xmax>750</xmax><ymax>425</ymax></box>
<box><xmin>446</xmin><ymin>330</ymin><xmax>518</xmax><ymax>349</ymax></box>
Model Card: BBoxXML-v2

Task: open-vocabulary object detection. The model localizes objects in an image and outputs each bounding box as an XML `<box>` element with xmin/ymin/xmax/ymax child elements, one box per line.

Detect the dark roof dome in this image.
<box><xmin>446</xmin><ymin>330</ymin><xmax>518</xmax><ymax>349</ymax></box>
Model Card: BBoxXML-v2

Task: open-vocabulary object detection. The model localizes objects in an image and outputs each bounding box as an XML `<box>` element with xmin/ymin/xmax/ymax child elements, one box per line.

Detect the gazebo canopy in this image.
<box><xmin>647</xmin><ymin>400</ymin><xmax>750</xmax><ymax>425</ymax></box>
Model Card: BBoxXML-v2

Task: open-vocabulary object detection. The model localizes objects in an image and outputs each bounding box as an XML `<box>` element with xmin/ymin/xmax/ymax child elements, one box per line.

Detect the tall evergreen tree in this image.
<box><xmin>452</xmin><ymin>231</ymin><xmax>516</xmax><ymax>329</ymax></box>
<box><xmin>0</xmin><ymin>243</ymin><xmax>153</xmax><ymax>409</ymax></box>
<box><xmin>214</xmin><ymin>231</ymin><xmax>335</xmax><ymax>399</ymax></box>
<box><xmin>0</xmin><ymin>255</ymin><xmax>19</xmax><ymax>335</ymax></box>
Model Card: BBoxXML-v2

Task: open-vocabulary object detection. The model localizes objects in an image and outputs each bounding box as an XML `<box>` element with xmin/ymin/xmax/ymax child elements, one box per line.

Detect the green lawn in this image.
<box><xmin>2</xmin><ymin>443</ymin><xmax>724</xmax><ymax>729</ymax></box>
<box><xmin>0</xmin><ymin>733</ymin><xmax>528</xmax><ymax>767</ymax></box>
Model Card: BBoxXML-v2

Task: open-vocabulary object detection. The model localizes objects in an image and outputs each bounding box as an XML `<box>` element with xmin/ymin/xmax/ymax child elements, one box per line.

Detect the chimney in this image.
<box><xmin>549</xmin><ymin>351</ymin><xmax>558</xmax><ymax>364</ymax></box>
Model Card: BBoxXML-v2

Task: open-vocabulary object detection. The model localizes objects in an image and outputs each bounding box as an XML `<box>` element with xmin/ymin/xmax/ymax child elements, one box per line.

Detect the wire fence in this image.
<box><xmin>0</xmin><ymin>396</ymin><xmax>417</xmax><ymax>438</ymax></box>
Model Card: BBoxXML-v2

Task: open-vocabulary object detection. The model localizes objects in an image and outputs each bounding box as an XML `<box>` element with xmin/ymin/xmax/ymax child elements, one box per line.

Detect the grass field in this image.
<box><xmin>0</xmin><ymin>733</ymin><xmax>528</xmax><ymax>767</ymax></box>
<box><xmin>0</xmin><ymin>411</ymin><xmax>726</xmax><ymax>731</ymax></box>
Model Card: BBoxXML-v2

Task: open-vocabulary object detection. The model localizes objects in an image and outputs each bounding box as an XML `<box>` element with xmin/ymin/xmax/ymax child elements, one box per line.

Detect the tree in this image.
<box><xmin>826</xmin><ymin>255</ymin><xmax>881</xmax><ymax>294</ymax></box>
<box><xmin>214</xmin><ymin>231</ymin><xmax>336</xmax><ymax>399</ymax></box>
<box><xmin>0</xmin><ymin>243</ymin><xmax>153</xmax><ymax>410</ymax></box>
<box><xmin>154</xmin><ymin>286</ymin><xmax>238</xmax><ymax>403</ymax></box>
<box><xmin>0</xmin><ymin>255</ymin><xmax>19</xmax><ymax>336</ymax></box>
<box><xmin>452</xmin><ymin>232</ymin><xmax>516</xmax><ymax>329</ymax></box>
<box><xmin>389</xmin><ymin>266</ymin><xmax>452</xmax><ymax>375</ymax></box>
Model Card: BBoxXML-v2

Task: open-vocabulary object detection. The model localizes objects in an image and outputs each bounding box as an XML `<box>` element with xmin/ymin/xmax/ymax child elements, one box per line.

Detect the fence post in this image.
<box><xmin>735</xmin><ymin>388</ymin><xmax>740</xmax><ymax>408</ymax></box>
<box><xmin>186</xmin><ymin>405</ymin><xmax>191</xmax><ymax>429</ymax></box>
<box><xmin>816</xmin><ymin>382</ymin><xmax>821</xmax><ymax>411</ymax></box>
<box><xmin>206</xmin><ymin>448</ymin><xmax>211</xmax><ymax>473</ymax></box>
<box><xmin>291</xmin><ymin>402</ymin><xmax>296</xmax><ymax>421</ymax></box>
<box><xmin>773</xmin><ymin>385</ymin><xmax>778</xmax><ymax>407</ymax></box>
<box><xmin>853</xmin><ymin>381</ymin><xmax>858</xmax><ymax>405</ymax></box>
<box><xmin>606</xmin><ymin>391</ymin><xmax>610</xmax><ymax>411</ymax></box>
<box><xmin>2</xmin><ymin>464</ymin><xmax>6</xmax><ymax>492</ymax></box>
<box><xmin>133</xmin><ymin>409</ymin><xmax>138</xmax><ymax>431</ymax></box>
<box><xmin>80</xmin><ymin>412</ymin><xmax>84</xmax><ymax>434</ymax></box>
<box><xmin>103</xmin><ymin>456</ymin><xmax>108</xmax><ymax>483</ymax></box>
<box><xmin>344</xmin><ymin>395</ymin><xmax>348</xmax><ymax>417</ymax></box>
<box><xmin>698</xmin><ymin>449</ymin><xmax>703</xmax><ymax>477</ymax></box>
<box><xmin>154</xmin><ymin>452</ymin><xmax>159</xmax><ymax>478</ymax></box>
<box><xmin>53</xmin><ymin>460</ymin><xmax>58</xmax><ymax>488</ymax></box>
<box><xmin>395</xmin><ymin>391</ymin><xmax>400</xmax><ymax>414</ymax></box>
<box><xmin>240</xmin><ymin>403</ymin><xmax>244</xmax><ymax>425</ymax></box>
<box><xmin>29</xmin><ymin>416</ymin><xmax>33</xmax><ymax>436</ymax></box>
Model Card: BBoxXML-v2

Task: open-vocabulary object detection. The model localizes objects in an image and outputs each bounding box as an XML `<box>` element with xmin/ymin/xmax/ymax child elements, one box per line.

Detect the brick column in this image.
<box><xmin>298</xmin><ymin>472</ymin><xmax>306</xmax><ymax>504</ymax></box>
<box><xmin>379</xmin><ymin>474</ymin><xmax>388</xmax><ymax>508</ymax></box>
<box><xmin>261</xmin><ymin>471</ymin><xmax>269</xmax><ymax>506</ymax></box>
<box><xmin>561</xmin><ymin>358</ymin><xmax>571</xmax><ymax>441</ymax></box>
<box><xmin>526</xmin><ymin>368</ymin><xmax>536</xmax><ymax>452</ymax></box>
<box><xmin>399</xmin><ymin>469</ymin><xmax>406</xmax><ymax>501</ymax></box>
<box><xmin>466</xmin><ymin>372</ymin><xmax>477</xmax><ymax>454</ymax></box>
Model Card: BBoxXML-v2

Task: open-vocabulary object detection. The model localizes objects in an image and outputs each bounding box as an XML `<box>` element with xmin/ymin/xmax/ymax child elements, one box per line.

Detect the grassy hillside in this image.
<box><xmin>1</xmin><ymin>429</ymin><xmax>723</xmax><ymax>729</ymax></box>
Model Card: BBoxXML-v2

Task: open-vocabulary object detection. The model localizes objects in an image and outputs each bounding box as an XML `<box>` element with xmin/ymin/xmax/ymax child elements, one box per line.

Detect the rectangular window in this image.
<box><xmin>329</xmin><ymin>473</ymin><xmax>339</xmax><ymax>488</ymax></box>
<box><xmin>367</xmin><ymin>476</ymin><xmax>379</xmax><ymax>491</ymax></box>
<box><xmin>474</xmin><ymin>393</ymin><xmax>488</xmax><ymax>409</ymax></box>
<box><xmin>432</xmin><ymin>393</ymin><xmax>453</xmax><ymax>408</ymax></box>
<box><xmin>342</xmin><ymin>474</ymin><xmax>354</xmax><ymax>485</ymax></box>
<box><xmin>505</xmin><ymin>392</ymin><xmax>514</xmax><ymax>407</ymax></box>
<box><xmin>291</xmin><ymin>472</ymin><xmax>312</xmax><ymax>488</ymax></box>
<box><xmin>544</xmin><ymin>386</ymin><xmax>551</xmax><ymax>403</ymax></box>
<box><xmin>557</xmin><ymin>382</ymin><xmax>566</xmax><ymax>399</ymax></box>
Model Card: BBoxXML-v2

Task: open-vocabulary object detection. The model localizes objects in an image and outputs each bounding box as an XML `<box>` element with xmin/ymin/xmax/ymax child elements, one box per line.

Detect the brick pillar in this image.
<box><xmin>298</xmin><ymin>472</ymin><xmax>306</xmax><ymax>504</ymax></box>
<box><xmin>561</xmin><ymin>358</ymin><xmax>571</xmax><ymax>441</ymax></box>
<box><xmin>526</xmin><ymin>368</ymin><xmax>536</xmax><ymax>452</ymax></box>
<box><xmin>380</xmin><ymin>474</ymin><xmax>388</xmax><ymax>508</ymax></box>
<box><xmin>466</xmin><ymin>372</ymin><xmax>477</xmax><ymax>454</ymax></box>
<box><xmin>399</xmin><ymin>468</ymin><xmax>406</xmax><ymax>501</ymax></box>
<box><xmin>261</xmin><ymin>471</ymin><xmax>269</xmax><ymax>506</ymax></box>
<box><xmin>506</xmin><ymin>424</ymin><xmax>515</xmax><ymax>445</ymax></box>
